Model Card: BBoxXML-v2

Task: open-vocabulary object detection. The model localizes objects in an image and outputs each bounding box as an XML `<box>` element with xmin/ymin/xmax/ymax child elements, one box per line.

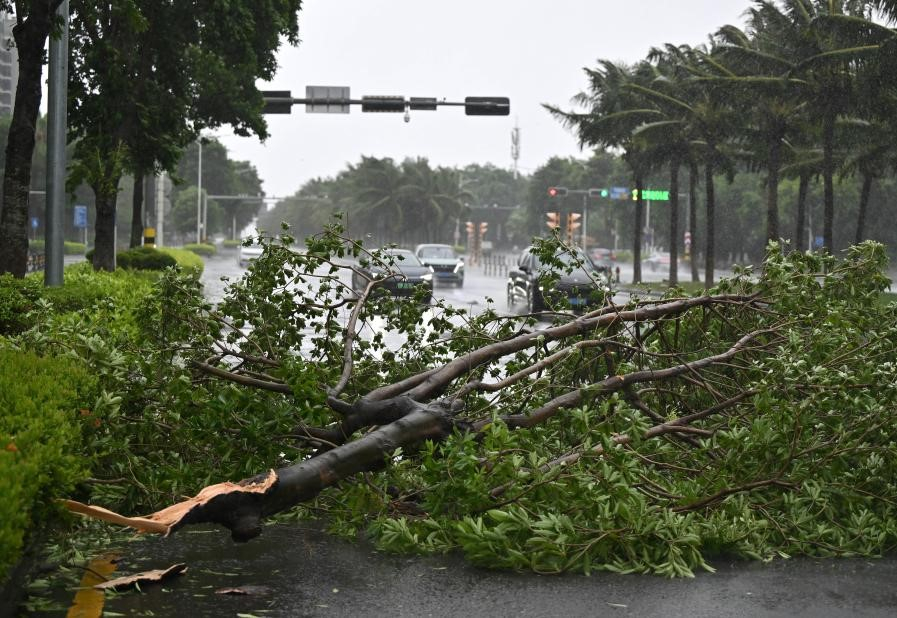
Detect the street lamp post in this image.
<box><xmin>196</xmin><ymin>139</ymin><xmax>203</xmax><ymax>244</ymax></box>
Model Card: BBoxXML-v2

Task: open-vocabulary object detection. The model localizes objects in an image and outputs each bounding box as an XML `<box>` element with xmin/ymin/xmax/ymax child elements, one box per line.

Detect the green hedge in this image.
<box><xmin>0</xmin><ymin>350</ymin><xmax>95</xmax><ymax>583</ymax></box>
<box><xmin>221</xmin><ymin>239</ymin><xmax>241</xmax><ymax>249</ymax></box>
<box><xmin>182</xmin><ymin>243</ymin><xmax>216</xmax><ymax>257</ymax></box>
<box><xmin>0</xmin><ymin>275</ymin><xmax>43</xmax><ymax>335</ymax></box>
<box><xmin>158</xmin><ymin>247</ymin><xmax>204</xmax><ymax>276</ymax></box>
<box><xmin>0</xmin><ymin>266</ymin><xmax>157</xmax><ymax>336</ymax></box>
<box><xmin>116</xmin><ymin>247</ymin><xmax>177</xmax><ymax>271</ymax></box>
<box><xmin>64</xmin><ymin>242</ymin><xmax>86</xmax><ymax>255</ymax></box>
<box><xmin>27</xmin><ymin>241</ymin><xmax>85</xmax><ymax>255</ymax></box>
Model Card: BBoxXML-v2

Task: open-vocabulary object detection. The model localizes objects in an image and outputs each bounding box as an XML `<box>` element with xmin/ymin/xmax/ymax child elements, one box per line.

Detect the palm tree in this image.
<box><xmin>706</xmin><ymin>9</ymin><xmax>809</xmax><ymax>248</ymax></box>
<box><xmin>780</xmin><ymin>0</ymin><xmax>871</xmax><ymax>252</ymax></box>
<box><xmin>546</xmin><ymin>60</ymin><xmax>658</xmax><ymax>283</ymax></box>
<box><xmin>624</xmin><ymin>49</ymin><xmax>736</xmax><ymax>288</ymax></box>
<box><xmin>348</xmin><ymin>157</ymin><xmax>407</xmax><ymax>246</ymax></box>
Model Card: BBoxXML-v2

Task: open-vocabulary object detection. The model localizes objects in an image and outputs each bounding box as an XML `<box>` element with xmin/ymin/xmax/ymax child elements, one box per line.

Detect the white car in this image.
<box><xmin>238</xmin><ymin>241</ymin><xmax>264</xmax><ymax>267</ymax></box>
<box><xmin>414</xmin><ymin>243</ymin><xmax>464</xmax><ymax>287</ymax></box>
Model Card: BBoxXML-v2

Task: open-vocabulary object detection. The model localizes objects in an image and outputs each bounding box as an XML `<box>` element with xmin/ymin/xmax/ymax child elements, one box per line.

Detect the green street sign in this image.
<box><xmin>631</xmin><ymin>189</ymin><xmax>670</xmax><ymax>201</ymax></box>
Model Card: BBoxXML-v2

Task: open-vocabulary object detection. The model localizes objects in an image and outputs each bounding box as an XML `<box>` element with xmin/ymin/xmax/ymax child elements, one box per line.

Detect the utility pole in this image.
<box><xmin>196</xmin><ymin>139</ymin><xmax>203</xmax><ymax>244</ymax></box>
<box><xmin>510</xmin><ymin>122</ymin><xmax>520</xmax><ymax>179</ymax></box>
<box><xmin>45</xmin><ymin>0</ymin><xmax>69</xmax><ymax>286</ymax></box>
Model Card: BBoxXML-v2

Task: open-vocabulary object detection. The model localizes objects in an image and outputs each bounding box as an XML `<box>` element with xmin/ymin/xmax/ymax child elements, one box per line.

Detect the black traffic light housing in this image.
<box><xmin>547</xmin><ymin>186</ymin><xmax>568</xmax><ymax>198</ymax></box>
<box><xmin>464</xmin><ymin>97</ymin><xmax>510</xmax><ymax>116</ymax></box>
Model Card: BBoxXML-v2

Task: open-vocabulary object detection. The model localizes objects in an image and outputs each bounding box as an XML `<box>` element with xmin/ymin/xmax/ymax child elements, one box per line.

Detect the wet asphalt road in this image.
<box><xmin>53</xmin><ymin>251</ymin><xmax>896</xmax><ymax>617</ymax></box>
<box><xmin>100</xmin><ymin>522</ymin><xmax>897</xmax><ymax>618</ymax></box>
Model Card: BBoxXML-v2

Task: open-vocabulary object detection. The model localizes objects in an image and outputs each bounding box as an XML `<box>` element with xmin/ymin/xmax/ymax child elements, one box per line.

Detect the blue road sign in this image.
<box><xmin>31</xmin><ymin>217</ymin><xmax>39</xmax><ymax>229</ymax></box>
<box><xmin>610</xmin><ymin>186</ymin><xmax>630</xmax><ymax>200</ymax></box>
<box><xmin>74</xmin><ymin>205</ymin><xmax>88</xmax><ymax>228</ymax></box>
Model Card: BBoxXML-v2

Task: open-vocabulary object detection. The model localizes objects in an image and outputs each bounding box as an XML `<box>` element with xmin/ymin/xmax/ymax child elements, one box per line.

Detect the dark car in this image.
<box><xmin>507</xmin><ymin>247</ymin><xmax>613</xmax><ymax>314</ymax></box>
<box><xmin>351</xmin><ymin>248</ymin><xmax>434</xmax><ymax>303</ymax></box>
<box><xmin>415</xmin><ymin>243</ymin><xmax>464</xmax><ymax>287</ymax></box>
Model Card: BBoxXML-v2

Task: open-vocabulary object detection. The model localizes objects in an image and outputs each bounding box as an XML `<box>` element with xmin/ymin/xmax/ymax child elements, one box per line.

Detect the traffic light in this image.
<box><xmin>465</xmin><ymin>221</ymin><xmax>475</xmax><ymax>235</ymax></box>
<box><xmin>261</xmin><ymin>90</ymin><xmax>293</xmax><ymax>114</ymax></box>
<box><xmin>566</xmin><ymin>213</ymin><xmax>582</xmax><ymax>233</ymax></box>
<box><xmin>479</xmin><ymin>222</ymin><xmax>488</xmax><ymax>236</ymax></box>
<box><xmin>464</xmin><ymin>96</ymin><xmax>510</xmax><ymax>116</ymax></box>
<box><xmin>361</xmin><ymin>96</ymin><xmax>406</xmax><ymax>112</ymax></box>
<box><xmin>588</xmin><ymin>188</ymin><xmax>609</xmax><ymax>198</ymax></box>
<box><xmin>631</xmin><ymin>188</ymin><xmax>639</xmax><ymax>201</ymax></box>
<box><xmin>546</xmin><ymin>212</ymin><xmax>560</xmax><ymax>229</ymax></box>
<box><xmin>547</xmin><ymin>186</ymin><xmax>568</xmax><ymax>198</ymax></box>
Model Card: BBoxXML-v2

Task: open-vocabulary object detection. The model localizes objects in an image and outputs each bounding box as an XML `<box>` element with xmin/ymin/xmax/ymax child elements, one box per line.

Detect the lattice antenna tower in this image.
<box><xmin>510</xmin><ymin>120</ymin><xmax>521</xmax><ymax>179</ymax></box>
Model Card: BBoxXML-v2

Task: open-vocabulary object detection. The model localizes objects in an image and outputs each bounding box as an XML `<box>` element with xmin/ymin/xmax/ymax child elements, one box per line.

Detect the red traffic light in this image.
<box><xmin>547</xmin><ymin>186</ymin><xmax>568</xmax><ymax>198</ymax></box>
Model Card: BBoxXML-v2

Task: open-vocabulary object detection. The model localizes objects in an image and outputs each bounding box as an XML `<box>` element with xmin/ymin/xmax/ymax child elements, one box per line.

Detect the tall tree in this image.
<box><xmin>546</xmin><ymin>61</ymin><xmax>656</xmax><ymax>283</ymax></box>
<box><xmin>68</xmin><ymin>1</ymin><xmax>303</xmax><ymax>271</ymax></box>
<box><xmin>0</xmin><ymin>0</ymin><xmax>64</xmax><ymax>277</ymax></box>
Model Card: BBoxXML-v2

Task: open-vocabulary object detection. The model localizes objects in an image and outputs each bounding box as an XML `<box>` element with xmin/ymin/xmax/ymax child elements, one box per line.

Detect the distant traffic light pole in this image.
<box><xmin>547</xmin><ymin>187</ymin><xmax>607</xmax><ymax>248</ymax></box>
<box><xmin>261</xmin><ymin>87</ymin><xmax>510</xmax><ymax>118</ymax></box>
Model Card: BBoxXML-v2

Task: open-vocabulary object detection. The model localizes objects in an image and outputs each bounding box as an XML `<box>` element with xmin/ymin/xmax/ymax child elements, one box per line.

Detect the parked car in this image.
<box><xmin>352</xmin><ymin>248</ymin><xmax>434</xmax><ymax>303</ymax></box>
<box><xmin>642</xmin><ymin>252</ymin><xmax>671</xmax><ymax>272</ymax></box>
<box><xmin>238</xmin><ymin>240</ymin><xmax>264</xmax><ymax>267</ymax></box>
<box><xmin>415</xmin><ymin>243</ymin><xmax>464</xmax><ymax>287</ymax></box>
<box><xmin>507</xmin><ymin>246</ymin><xmax>613</xmax><ymax>314</ymax></box>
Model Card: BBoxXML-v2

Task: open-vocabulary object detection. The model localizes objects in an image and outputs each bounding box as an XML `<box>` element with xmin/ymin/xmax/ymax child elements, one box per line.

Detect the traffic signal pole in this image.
<box><xmin>262</xmin><ymin>89</ymin><xmax>509</xmax><ymax>117</ymax></box>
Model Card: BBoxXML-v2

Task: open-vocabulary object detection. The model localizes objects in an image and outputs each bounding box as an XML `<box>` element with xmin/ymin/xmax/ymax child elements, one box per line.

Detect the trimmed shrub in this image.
<box><xmin>182</xmin><ymin>243</ymin><xmax>216</xmax><ymax>257</ymax></box>
<box><xmin>27</xmin><ymin>240</ymin><xmax>45</xmax><ymax>253</ymax></box>
<box><xmin>0</xmin><ymin>275</ymin><xmax>44</xmax><ymax>335</ymax></box>
<box><xmin>0</xmin><ymin>351</ymin><xmax>95</xmax><ymax>583</ymax></box>
<box><xmin>64</xmin><ymin>242</ymin><xmax>86</xmax><ymax>255</ymax></box>
<box><xmin>221</xmin><ymin>239</ymin><xmax>241</xmax><ymax>249</ymax></box>
<box><xmin>116</xmin><ymin>247</ymin><xmax>178</xmax><ymax>271</ymax></box>
<box><xmin>158</xmin><ymin>248</ymin><xmax>204</xmax><ymax>276</ymax></box>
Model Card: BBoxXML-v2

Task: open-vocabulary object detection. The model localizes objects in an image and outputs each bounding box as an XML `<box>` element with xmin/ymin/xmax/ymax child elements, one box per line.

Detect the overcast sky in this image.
<box><xmin>217</xmin><ymin>0</ymin><xmax>752</xmax><ymax>198</ymax></box>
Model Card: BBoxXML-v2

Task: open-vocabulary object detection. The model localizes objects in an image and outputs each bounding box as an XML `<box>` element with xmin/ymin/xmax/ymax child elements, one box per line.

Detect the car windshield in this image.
<box><xmin>418</xmin><ymin>246</ymin><xmax>456</xmax><ymax>259</ymax></box>
<box><xmin>385</xmin><ymin>250</ymin><xmax>423</xmax><ymax>266</ymax></box>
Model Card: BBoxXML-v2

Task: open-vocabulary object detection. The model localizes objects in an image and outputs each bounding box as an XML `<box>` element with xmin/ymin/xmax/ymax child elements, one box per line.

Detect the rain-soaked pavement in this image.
<box><xmin>79</xmin><ymin>521</ymin><xmax>897</xmax><ymax>617</ymax></box>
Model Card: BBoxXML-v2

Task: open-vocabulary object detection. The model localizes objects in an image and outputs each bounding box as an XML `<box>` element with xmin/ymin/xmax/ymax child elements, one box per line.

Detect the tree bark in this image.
<box><xmin>794</xmin><ymin>173</ymin><xmax>809</xmax><ymax>252</ymax></box>
<box><xmin>822</xmin><ymin>111</ymin><xmax>835</xmax><ymax>253</ymax></box>
<box><xmin>92</xmin><ymin>179</ymin><xmax>120</xmax><ymax>271</ymax></box>
<box><xmin>854</xmin><ymin>172</ymin><xmax>872</xmax><ymax>246</ymax></box>
<box><xmin>704</xmin><ymin>161</ymin><xmax>716</xmax><ymax>289</ymax></box>
<box><xmin>633</xmin><ymin>175</ymin><xmax>643</xmax><ymax>284</ymax></box>
<box><xmin>668</xmin><ymin>157</ymin><xmax>679</xmax><ymax>286</ymax></box>
<box><xmin>0</xmin><ymin>6</ymin><xmax>57</xmax><ymax>277</ymax></box>
<box><xmin>130</xmin><ymin>172</ymin><xmax>144</xmax><ymax>248</ymax></box>
<box><xmin>689</xmin><ymin>163</ymin><xmax>699</xmax><ymax>283</ymax></box>
<box><xmin>766</xmin><ymin>136</ymin><xmax>781</xmax><ymax>246</ymax></box>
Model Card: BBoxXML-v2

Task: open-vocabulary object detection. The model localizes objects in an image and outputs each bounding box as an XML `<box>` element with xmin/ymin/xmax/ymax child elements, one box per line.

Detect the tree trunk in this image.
<box><xmin>92</xmin><ymin>180</ymin><xmax>120</xmax><ymax>271</ymax></box>
<box><xmin>766</xmin><ymin>137</ymin><xmax>781</xmax><ymax>246</ymax></box>
<box><xmin>704</xmin><ymin>161</ymin><xmax>716</xmax><ymax>289</ymax></box>
<box><xmin>854</xmin><ymin>172</ymin><xmax>872</xmax><ymax>246</ymax></box>
<box><xmin>689</xmin><ymin>163</ymin><xmax>699</xmax><ymax>283</ymax></box>
<box><xmin>794</xmin><ymin>173</ymin><xmax>809</xmax><ymax>252</ymax></box>
<box><xmin>0</xmin><ymin>8</ymin><xmax>56</xmax><ymax>277</ymax></box>
<box><xmin>130</xmin><ymin>172</ymin><xmax>144</xmax><ymax>248</ymax></box>
<box><xmin>822</xmin><ymin>112</ymin><xmax>835</xmax><ymax>253</ymax></box>
<box><xmin>668</xmin><ymin>157</ymin><xmax>679</xmax><ymax>286</ymax></box>
<box><xmin>633</xmin><ymin>176</ymin><xmax>643</xmax><ymax>284</ymax></box>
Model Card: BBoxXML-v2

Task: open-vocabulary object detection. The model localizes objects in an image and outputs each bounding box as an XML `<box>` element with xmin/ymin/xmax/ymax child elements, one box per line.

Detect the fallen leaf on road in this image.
<box><xmin>94</xmin><ymin>563</ymin><xmax>187</xmax><ymax>591</ymax></box>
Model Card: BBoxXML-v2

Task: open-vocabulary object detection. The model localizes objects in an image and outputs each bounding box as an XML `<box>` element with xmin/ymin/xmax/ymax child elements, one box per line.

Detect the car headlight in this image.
<box><xmin>421</xmin><ymin>273</ymin><xmax>433</xmax><ymax>282</ymax></box>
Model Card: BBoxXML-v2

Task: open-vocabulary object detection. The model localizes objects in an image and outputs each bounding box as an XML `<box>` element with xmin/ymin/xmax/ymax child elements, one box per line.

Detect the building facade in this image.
<box><xmin>0</xmin><ymin>12</ymin><xmax>18</xmax><ymax>116</ymax></box>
